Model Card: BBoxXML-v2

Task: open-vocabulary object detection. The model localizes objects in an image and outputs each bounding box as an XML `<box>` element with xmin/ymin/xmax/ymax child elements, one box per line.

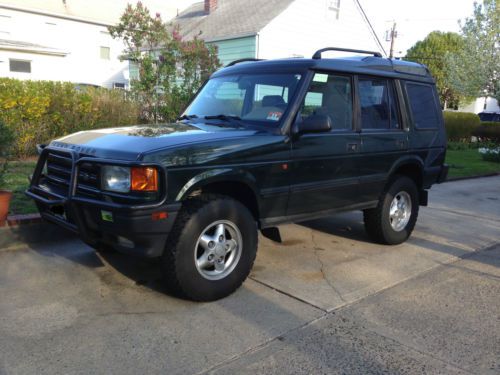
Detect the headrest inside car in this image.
<box><xmin>262</xmin><ymin>95</ymin><xmax>286</xmax><ymax>107</ymax></box>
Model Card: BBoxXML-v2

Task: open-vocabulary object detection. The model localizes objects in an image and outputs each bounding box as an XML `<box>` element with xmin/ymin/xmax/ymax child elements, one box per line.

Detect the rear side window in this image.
<box><xmin>358</xmin><ymin>77</ymin><xmax>400</xmax><ymax>130</ymax></box>
<box><xmin>405</xmin><ymin>83</ymin><xmax>440</xmax><ymax>129</ymax></box>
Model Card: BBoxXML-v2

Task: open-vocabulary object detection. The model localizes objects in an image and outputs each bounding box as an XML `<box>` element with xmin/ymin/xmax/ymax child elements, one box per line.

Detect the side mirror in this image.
<box><xmin>297</xmin><ymin>114</ymin><xmax>332</xmax><ymax>134</ymax></box>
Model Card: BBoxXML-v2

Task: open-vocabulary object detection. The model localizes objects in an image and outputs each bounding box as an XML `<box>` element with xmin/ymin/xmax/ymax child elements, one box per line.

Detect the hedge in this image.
<box><xmin>0</xmin><ymin>78</ymin><xmax>141</xmax><ymax>157</ymax></box>
<box><xmin>442</xmin><ymin>111</ymin><xmax>481</xmax><ymax>142</ymax></box>
<box><xmin>473</xmin><ymin>121</ymin><xmax>500</xmax><ymax>143</ymax></box>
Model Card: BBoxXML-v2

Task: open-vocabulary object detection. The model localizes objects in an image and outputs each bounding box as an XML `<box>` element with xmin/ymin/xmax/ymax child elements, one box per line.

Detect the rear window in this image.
<box><xmin>405</xmin><ymin>83</ymin><xmax>440</xmax><ymax>129</ymax></box>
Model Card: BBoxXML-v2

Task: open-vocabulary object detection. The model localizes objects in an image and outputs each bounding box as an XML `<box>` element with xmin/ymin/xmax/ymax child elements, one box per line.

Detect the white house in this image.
<box><xmin>459</xmin><ymin>97</ymin><xmax>500</xmax><ymax>114</ymax></box>
<box><xmin>0</xmin><ymin>0</ymin><xmax>188</xmax><ymax>88</ymax></box>
<box><xmin>173</xmin><ymin>0</ymin><xmax>386</xmax><ymax>66</ymax></box>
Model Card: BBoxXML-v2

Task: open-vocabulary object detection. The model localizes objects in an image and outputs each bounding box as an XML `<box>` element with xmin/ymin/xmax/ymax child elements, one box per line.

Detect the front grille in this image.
<box><xmin>42</xmin><ymin>149</ymin><xmax>100</xmax><ymax>198</ymax></box>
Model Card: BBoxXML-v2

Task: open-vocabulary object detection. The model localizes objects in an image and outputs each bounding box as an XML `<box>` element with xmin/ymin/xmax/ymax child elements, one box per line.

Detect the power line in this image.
<box><xmin>354</xmin><ymin>0</ymin><xmax>387</xmax><ymax>57</ymax></box>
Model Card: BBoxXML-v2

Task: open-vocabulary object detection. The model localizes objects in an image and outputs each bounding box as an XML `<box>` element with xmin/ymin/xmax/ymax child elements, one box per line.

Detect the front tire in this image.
<box><xmin>162</xmin><ymin>195</ymin><xmax>258</xmax><ymax>301</ymax></box>
<box><xmin>364</xmin><ymin>176</ymin><xmax>419</xmax><ymax>245</ymax></box>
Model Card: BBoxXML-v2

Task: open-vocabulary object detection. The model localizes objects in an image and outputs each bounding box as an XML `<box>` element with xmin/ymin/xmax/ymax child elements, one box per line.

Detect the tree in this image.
<box><xmin>405</xmin><ymin>31</ymin><xmax>465</xmax><ymax>109</ymax></box>
<box><xmin>446</xmin><ymin>0</ymin><xmax>500</xmax><ymax>107</ymax></box>
<box><xmin>109</xmin><ymin>2</ymin><xmax>221</xmax><ymax>123</ymax></box>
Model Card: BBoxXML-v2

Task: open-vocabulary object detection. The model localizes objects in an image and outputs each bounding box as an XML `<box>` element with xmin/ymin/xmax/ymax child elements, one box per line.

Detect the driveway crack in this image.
<box><xmin>311</xmin><ymin>229</ymin><xmax>346</xmax><ymax>303</ymax></box>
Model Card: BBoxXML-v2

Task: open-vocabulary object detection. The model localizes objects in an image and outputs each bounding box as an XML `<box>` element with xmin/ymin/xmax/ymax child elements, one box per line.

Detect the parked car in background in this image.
<box><xmin>27</xmin><ymin>47</ymin><xmax>448</xmax><ymax>301</ymax></box>
<box><xmin>478</xmin><ymin>112</ymin><xmax>500</xmax><ymax>122</ymax></box>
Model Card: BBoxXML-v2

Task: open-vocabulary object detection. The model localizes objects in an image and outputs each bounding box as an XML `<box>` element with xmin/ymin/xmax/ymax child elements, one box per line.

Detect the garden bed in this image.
<box><xmin>2</xmin><ymin>160</ymin><xmax>37</xmax><ymax>215</ymax></box>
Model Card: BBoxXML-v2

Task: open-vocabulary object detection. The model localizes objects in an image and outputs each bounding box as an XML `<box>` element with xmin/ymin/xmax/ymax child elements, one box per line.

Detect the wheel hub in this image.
<box><xmin>389</xmin><ymin>191</ymin><xmax>412</xmax><ymax>232</ymax></box>
<box><xmin>194</xmin><ymin>220</ymin><xmax>242</xmax><ymax>280</ymax></box>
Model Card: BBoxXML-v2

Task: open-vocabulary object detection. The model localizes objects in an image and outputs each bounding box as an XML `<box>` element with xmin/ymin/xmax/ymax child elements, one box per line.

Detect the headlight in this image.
<box><xmin>101</xmin><ymin>165</ymin><xmax>159</xmax><ymax>193</ymax></box>
<box><xmin>102</xmin><ymin>166</ymin><xmax>131</xmax><ymax>193</ymax></box>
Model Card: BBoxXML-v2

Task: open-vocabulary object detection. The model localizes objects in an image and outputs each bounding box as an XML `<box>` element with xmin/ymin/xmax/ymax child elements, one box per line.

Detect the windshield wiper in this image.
<box><xmin>203</xmin><ymin>114</ymin><xmax>244</xmax><ymax>128</ymax></box>
<box><xmin>204</xmin><ymin>114</ymin><xmax>242</xmax><ymax>121</ymax></box>
<box><xmin>176</xmin><ymin>114</ymin><xmax>198</xmax><ymax>121</ymax></box>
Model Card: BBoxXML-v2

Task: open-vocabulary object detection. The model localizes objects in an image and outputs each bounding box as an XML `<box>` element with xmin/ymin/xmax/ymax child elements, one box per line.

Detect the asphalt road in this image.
<box><xmin>0</xmin><ymin>176</ymin><xmax>499</xmax><ymax>375</ymax></box>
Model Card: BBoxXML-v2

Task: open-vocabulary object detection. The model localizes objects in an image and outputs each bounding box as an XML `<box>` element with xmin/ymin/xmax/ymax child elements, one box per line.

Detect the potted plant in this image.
<box><xmin>0</xmin><ymin>121</ymin><xmax>14</xmax><ymax>226</ymax></box>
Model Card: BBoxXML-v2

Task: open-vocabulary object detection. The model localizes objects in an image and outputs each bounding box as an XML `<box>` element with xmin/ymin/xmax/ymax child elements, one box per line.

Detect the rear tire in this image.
<box><xmin>162</xmin><ymin>195</ymin><xmax>258</xmax><ymax>301</ymax></box>
<box><xmin>364</xmin><ymin>176</ymin><xmax>419</xmax><ymax>245</ymax></box>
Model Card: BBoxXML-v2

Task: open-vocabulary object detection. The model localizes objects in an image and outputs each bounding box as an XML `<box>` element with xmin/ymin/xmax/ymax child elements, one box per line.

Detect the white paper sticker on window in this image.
<box><xmin>313</xmin><ymin>74</ymin><xmax>328</xmax><ymax>83</ymax></box>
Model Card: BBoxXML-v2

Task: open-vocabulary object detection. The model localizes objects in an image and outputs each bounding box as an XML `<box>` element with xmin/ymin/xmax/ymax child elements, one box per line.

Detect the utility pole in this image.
<box><xmin>389</xmin><ymin>22</ymin><xmax>397</xmax><ymax>59</ymax></box>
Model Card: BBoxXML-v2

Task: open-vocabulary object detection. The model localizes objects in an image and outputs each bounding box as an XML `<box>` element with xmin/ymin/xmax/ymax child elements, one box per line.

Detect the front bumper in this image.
<box><xmin>26</xmin><ymin>146</ymin><xmax>180</xmax><ymax>257</ymax></box>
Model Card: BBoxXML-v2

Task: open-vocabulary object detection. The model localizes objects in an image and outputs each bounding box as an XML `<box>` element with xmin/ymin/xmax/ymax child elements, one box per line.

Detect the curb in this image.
<box><xmin>0</xmin><ymin>213</ymin><xmax>76</xmax><ymax>251</ymax></box>
<box><xmin>445</xmin><ymin>172</ymin><xmax>500</xmax><ymax>182</ymax></box>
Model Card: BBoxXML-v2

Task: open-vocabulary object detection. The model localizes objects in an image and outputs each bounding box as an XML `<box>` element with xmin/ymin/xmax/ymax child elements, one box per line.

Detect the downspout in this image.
<box><xmin>255</xmin><ymin>33</ymin><xmax>260</xmax><ymax>59</ymax></box>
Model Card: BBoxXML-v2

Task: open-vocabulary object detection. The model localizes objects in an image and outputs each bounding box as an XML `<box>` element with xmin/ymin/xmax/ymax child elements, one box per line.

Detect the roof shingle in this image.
<box><xmin>173</xmin><ymin>0</ymin><xmax>295</xmax><ymax>41</ymax></box>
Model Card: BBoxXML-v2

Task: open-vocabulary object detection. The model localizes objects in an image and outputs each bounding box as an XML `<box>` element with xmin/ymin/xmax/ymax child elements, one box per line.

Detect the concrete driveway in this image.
<box><xmin>1</xmin><ymin>177</ymin><xmax>499</xmax><ymax>374</ymax></box>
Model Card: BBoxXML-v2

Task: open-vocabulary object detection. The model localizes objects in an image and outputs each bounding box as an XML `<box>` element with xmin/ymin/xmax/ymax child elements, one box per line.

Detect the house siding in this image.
<box><xmin>0</xmin><ymin>7</ymin><xmax>129</xmax><ymax>88</ymax></box>
<box><xmin>257</xmin><ymin>0</ymin><xmax>383</xmax><ymax>60</ymax></box>
<box><xmin>209</xmin><ymin>36</ymin><xmax>256</xmax><ymax>66</ymax></box>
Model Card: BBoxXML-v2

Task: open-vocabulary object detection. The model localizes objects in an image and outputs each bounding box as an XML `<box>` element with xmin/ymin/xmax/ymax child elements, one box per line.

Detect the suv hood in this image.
<box><xmin>49</xmin><ymin>123</ymin><xmax>258</xmax><ymax>160</ymax></box>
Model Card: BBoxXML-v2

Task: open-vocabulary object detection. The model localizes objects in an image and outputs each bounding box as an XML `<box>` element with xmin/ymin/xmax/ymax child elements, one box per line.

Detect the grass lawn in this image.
<box><xmin>446</xmin><ymin>149</ymin><xmax>500</xmax><ymax>179</ymax></box>
<box><xmin>1</xmin><ymin>160</ymin><xmax>37</xmax><ymax>215</ymax></box>
<box><xmin>0</xmin><ymin>150</ymin><xmax>498</xmax><ymax>216</ymax></box>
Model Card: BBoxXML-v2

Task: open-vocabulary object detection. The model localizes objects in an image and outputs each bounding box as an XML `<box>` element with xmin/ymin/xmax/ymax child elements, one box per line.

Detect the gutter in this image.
<box><xmin>0</xmin><ymin>4</ymin><xmax>113</xmax><ymax>27</ymax></box>
<box><xmin>0</xmin><ymin>45</ymin><xmax>68</xmax><ymax>57</ymax></box>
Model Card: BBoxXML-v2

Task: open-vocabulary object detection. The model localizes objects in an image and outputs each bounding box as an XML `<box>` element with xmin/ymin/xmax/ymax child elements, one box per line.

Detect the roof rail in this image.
<box><xmin>312</xmin><ymin>47</ymin><xmax>382</xmax><ymax>59</ymax></box>
<box><xmin>225</xmin><ymin>58</ymin><xmax>263</xmax><ymax>67</ymax></box>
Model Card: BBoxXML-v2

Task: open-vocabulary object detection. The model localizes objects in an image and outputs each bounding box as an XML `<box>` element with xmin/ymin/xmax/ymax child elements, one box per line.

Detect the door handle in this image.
<box><xmin>347</xmin><ymin>143</ymin><xmax>359</xmax><ymax>152</ymax></box>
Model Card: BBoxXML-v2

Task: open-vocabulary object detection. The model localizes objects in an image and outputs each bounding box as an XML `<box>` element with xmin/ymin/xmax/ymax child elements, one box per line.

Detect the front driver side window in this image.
<box><xmin>300</xmin><ymin>73</ymin><xmax>353</xmax><ymax>130</ymax></box>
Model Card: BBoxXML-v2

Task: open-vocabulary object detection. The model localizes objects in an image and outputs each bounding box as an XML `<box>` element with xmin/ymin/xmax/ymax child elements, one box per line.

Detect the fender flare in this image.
<box><xmin>175</xmin><ymin>168</ymin><xmax>259</xmax><ymax>202</ymax></box>
<box><xmin>387</xmin><ymin>155</ymin><xmax>425</xmax><ymax>184</ymax></box>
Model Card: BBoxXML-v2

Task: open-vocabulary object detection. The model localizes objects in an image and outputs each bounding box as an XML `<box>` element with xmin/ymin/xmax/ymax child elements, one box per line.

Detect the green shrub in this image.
<box><xmin>472</xmin><ymin>121</ymin><xmax>500</xmax><ymax>143</ymax></box>
<box><xmin>442</xmin><ymin>111</ymin><xmax>481</xmax><ymax>142</ymax></box>
<box><xmin>0</xmin><ymin>121</ymin><xmax>14</xmax><ymax>186</ymax></box>
<box><xmin>0</xmin><ymin>78</ymin><xmax>140</xmax><ymax>157</ymax></box>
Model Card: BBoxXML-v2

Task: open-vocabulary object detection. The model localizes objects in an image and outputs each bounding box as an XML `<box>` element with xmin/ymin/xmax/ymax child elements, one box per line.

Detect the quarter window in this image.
<box><xmin>405</xmin><ymin>83</ymin><xmax>440</xmax><ymax>129</ymax></box>
<box><xmin>299</xmin><ymin>73</ymin><xmax>353</xmax><ymax>130</ymax></box>
<box><xmin>359</xmin><ymin>77</ymin><xmax>400</xmax><ymax>130</ymax></box>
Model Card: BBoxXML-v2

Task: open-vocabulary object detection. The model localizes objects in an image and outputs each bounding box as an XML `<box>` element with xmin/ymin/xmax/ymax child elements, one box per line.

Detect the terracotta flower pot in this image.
<box><xmin>0</xmin><ymin>190</ymin><xmax>13</xmax><ymax>226</ymax></box>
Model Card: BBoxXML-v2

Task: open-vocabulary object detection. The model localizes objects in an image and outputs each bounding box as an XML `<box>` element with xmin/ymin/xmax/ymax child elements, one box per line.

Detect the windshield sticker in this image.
<box><xmin>267</xmin><ymin>112</ymin><xmax>282</xmax><ymax>121</ymax></box>
<box><xmin>313</xmin><ymin>73</ymin><xmax>328</xmax><ymax>83</ymax></box>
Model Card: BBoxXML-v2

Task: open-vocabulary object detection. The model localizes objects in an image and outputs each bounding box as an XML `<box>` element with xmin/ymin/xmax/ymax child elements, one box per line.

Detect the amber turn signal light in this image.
<box><xmin>131</xmin><ymin>167</ymin><xmax>158</xmax><ymax>192</ymax></box>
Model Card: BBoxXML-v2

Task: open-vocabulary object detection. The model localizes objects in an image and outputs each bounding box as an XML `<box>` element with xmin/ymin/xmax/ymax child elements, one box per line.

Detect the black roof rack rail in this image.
<box><xmin>312</xmin><ymin>47</ymin><xmax>382</xmax><ymax>59</ymax></box>
<box><xmin>226</xmin><ymin>58</ymin><xmax>263</xmax><ymax>67</ymax></box>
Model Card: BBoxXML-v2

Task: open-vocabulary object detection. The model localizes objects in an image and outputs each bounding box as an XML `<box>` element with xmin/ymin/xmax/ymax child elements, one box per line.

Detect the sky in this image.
<box><xmin>357</xmin><ymin>0</ymin><xmax>478</xmax><ymax>56</ymax></box>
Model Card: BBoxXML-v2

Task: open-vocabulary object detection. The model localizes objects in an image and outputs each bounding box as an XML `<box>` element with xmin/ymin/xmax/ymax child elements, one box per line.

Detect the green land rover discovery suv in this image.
<box><xmin>27</xmin><ymin>47</ymin><xmax>448</xmax><ymax>301</ymax></box>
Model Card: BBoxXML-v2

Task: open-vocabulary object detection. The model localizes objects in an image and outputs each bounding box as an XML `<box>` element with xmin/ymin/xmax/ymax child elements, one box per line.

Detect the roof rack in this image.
<box><xmin>225</xmin><ymin>58</ymin><xmax>263</xmax><ymax>67</ymax></box>
<box><xmin>312</xmin><ymin>47</ymin><xmax>382</xmax><ymax>59</ymax></box>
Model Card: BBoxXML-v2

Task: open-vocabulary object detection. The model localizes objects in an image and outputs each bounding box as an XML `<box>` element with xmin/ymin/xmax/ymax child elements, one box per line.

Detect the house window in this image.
<box><xmin>113</xmin><ymin>82</ymin><xmax>126</xmax><ymax>89</ymax></box>
<box><xmin>100</xmin><ymin>46</ymin><xmax>110</xmax><ymax>60</ymax></box>
<box><xmin>9</xmin><ymin>59</ymin><xmax>31</xmax><ymax>73</ymax></box>
<box><xmin>326</xmin><ymin>0</ymin><xmax>341</xmax><ymax>20</ymax></box>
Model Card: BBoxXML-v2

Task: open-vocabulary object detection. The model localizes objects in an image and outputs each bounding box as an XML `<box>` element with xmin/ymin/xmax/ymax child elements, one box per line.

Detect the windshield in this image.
<box><xmin>184</xmin><ymin>73</ymin><xmax>303</xmax><ymax>127</ymax></box>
